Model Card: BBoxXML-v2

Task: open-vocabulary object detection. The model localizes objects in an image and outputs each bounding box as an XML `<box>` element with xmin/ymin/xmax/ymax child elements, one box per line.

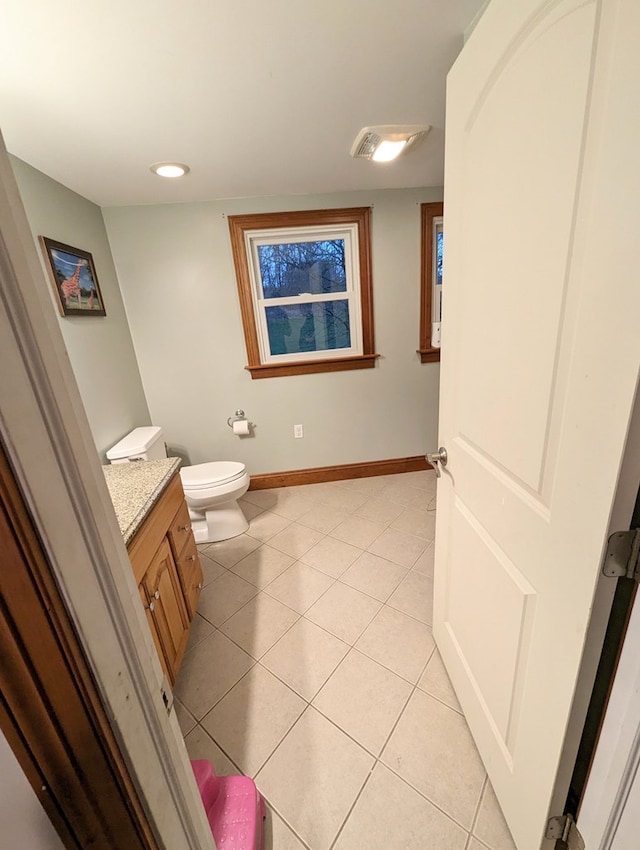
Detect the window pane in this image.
<box><xmin>257</xmin><ymin>239</ymin><xmax>346</xmax><ymax>298</ymax></box>
<box><xmin>436</xmin><ymin>229</ymin><xmax>443</xmax><ymax>286</ymax></box>
<box><xmin>265</xmin><ymin>301</ymin><xmax>351</xmax><ymax>355</ymax></box>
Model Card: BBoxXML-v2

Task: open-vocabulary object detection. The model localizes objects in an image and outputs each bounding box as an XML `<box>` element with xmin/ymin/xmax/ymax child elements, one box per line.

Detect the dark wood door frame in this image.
<box><xmin>0</xmin><ymin>442</ymin><xmax>159</xmax><ymax>850</ymax></box>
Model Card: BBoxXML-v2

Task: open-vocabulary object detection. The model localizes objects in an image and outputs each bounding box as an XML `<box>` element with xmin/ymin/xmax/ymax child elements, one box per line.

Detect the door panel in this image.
<box><xmin>436</xmin><ymin>1</ymin><xmax>640</xmax><ymax>847</ymax></box>
<box><xmin>447</xmin><ymin>501</ymin><xmax>536</xmax><ymax>748</ymax></box>
<box><xmin>454</xmin><ymin>0</ymin><xmax>596</xmax><ymax>493</ymax></box>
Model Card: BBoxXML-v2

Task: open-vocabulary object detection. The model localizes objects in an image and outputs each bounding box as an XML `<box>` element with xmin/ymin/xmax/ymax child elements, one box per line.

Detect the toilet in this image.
<box><xmin>106</xmin><ymin>426</ymin><xmax>250</xmax><ymax>544</ymax></box>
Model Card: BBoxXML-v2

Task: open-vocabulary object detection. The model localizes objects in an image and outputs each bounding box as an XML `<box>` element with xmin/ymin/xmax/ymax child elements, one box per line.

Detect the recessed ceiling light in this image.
<box><xmin>350</xmin><ymin>125</ymin><xmax>431</xmax><ymax>163</ymax></box>
<box><xmin>150</xmin><ymin>162</ymin><xmax>190</xmax><ymax>178</ymax></box>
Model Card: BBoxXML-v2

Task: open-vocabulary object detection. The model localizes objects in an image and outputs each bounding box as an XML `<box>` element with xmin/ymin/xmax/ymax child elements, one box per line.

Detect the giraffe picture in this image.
<box><xmin>39</xmin><ymin>237</ymin><xmax>106</xmax><ymax>317</ymax></box>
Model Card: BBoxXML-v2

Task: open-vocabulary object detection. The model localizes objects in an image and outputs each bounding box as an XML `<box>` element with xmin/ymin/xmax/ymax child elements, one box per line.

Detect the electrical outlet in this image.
<box><xmin>294</xmin><ymin>424</ymin><xmax>304</xmax><ymax>439</ymax></box>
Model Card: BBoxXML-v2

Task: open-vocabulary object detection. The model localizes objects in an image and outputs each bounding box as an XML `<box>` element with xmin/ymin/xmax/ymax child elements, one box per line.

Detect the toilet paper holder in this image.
<box><xmin>227</xmin><ymin>409</ymin><xmax>249</xmax><ymax>429</ymax></box>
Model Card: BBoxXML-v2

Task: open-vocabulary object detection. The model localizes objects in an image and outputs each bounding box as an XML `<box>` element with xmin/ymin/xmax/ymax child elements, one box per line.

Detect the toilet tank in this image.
<box><xmin>106</xmin><ymin>426</ymin><xmax>167</xmax><ymax>464</ymax></box>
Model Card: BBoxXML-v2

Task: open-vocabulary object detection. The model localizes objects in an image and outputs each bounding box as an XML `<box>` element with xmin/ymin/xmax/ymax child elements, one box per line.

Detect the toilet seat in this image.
<box><xmin>180</xmin><ymin>461</ymin><xmax>246</xmax><ymax>490</ymax></box>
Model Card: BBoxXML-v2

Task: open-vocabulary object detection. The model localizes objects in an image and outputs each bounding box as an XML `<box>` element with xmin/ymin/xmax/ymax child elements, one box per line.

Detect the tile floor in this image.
<box><xmin>173</xmin><ymin>471</ymin><xmax>516</xmax><ymax>850</ymax></box>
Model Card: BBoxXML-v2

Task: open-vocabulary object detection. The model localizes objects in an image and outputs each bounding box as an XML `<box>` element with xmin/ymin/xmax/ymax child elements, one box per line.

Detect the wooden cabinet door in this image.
<box><xmin>138</xmin><ymin>584</ymin><xmax>170</xmax><ymax>682</ymax></box>
<box><xmin>174</xmin><ymin>534</ymin><xmax>203</xmax><ymax>619</ymax></box>
<box><xmin>142</xmin><ymin>538</ymin><xmax>189</xmax><ymax>682</ymax></box>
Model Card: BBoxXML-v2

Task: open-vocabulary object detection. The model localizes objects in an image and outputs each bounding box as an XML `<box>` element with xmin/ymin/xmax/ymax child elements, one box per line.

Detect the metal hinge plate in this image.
<box><xmin>546</xmin><ymin>814</ymin><xmax>585</xmax><ymax>849</ymax></box>
<box><xmin>602</xmin><ymin>529</ymin><xmax>640</xmax><ymax>581</ymax></box>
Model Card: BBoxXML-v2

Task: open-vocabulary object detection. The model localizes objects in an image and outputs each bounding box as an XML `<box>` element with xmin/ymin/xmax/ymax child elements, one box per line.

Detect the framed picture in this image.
<box><xmin>39</xmin><ymin>237</ymin><xmax>106</xmax><ymax>317</ymax></box>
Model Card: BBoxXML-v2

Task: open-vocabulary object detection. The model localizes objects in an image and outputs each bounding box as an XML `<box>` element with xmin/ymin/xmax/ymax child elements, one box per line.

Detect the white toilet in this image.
<box><xmin>106</xmin><ymin>426</ymin><xmax>250</xmax><ymax>544</ymax></box>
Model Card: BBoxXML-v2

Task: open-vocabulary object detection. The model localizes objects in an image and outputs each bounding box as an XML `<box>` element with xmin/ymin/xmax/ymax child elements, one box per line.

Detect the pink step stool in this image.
<box><xmin>191</xmin><ymin>759</ymin><xmax>266</xmax><ymax>850</ymax></box>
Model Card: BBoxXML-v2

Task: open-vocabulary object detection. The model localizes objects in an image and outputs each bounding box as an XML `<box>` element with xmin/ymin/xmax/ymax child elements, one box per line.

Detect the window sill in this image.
<box><xmin>417</xmin><ymin>347</ymin><xmax>441</xmax><ymax>364</ymax></box>
<box><xmin>246</xmin><ymin>354</ymin><xmax>380</xmax><ymax>379</ymax></box>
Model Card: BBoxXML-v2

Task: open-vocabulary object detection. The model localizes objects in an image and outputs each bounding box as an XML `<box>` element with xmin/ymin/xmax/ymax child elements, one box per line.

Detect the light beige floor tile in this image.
<box><xmin>296</xmin><ymin>503</ymin><xmax>344</xmax><ymax>533</ymax></box>
<box><xmin>417</xmin><ymin>649</ymin><xmax>462</xmax><ymax>713</ymax></box>
<box><xmin>341</xmin><ymin>551</ymin><xmax>408</xmax><ymax>602</ymax></box>
<box><xmin>173</xmin><ymin>698</ymin><xmax>196</xmax><ymax>736</ymax></box>
<box><xmin>336</xmin><ymin>476</ymin><xmax>389</xmax><ymax>496</ymax></box>
<box><xmin>261</xmin><ymin>618</ymin><xmax>349</xmax><ymax>700</ymax></box>
<box><xmin>246</xmin><ymin>510</ymin><xmax>292</xmax><ymax>542</ymax></box>
<box><xmin>184</xmin><ymin>724</ymin><xmax>240</xmax><ymax>775</ymax></box>
<box><xmin>198</xmin><ymin>551</ymin><xmax>227</xmax><ymax>585</ymax></box>
<box><xmin>412</xmin><ymin>543</ymin><xmax>435</xmax><ymax>577</ymax></box>
<box><xmin>391</xmin><ymin>507</ymin><xmax>437</xmax><ymax>541</ymax></box>
<box><xmin>333</xmin><ymin>763</ymin><xmax>468</xmax><ymax>850</ymax></box>
<box><xmin>408</xmin><ymin>488</ymin><xmax>436</xmax><ymax>511</ymax></box>
<box><xmin>203</xmin><ymin>533</ymin><xmax>262</xmax><ymax>567</ymax></box>
<box><xmin>356</xmin><ymin>606</ymin><xmax>435</xmax><ymax>683</ymax></box>
<box><xmin>330</xmin><ymin>515</ymin><xmax>386</xmax><ymax>549</ymax></box>
<box><xmin>219</xmin><ymin>592</ymin><xmax>299</xmax><ymax>659</ymax></box>
<box><xmin>305</xmin><ymin>582</ymin><xmax>381</xmax><ymax>644</ymax></box>
<box><xmin>300</xmin><ymin>535</ymin><xmax>363</xmax><ymax>578</ymax></box>
<box><xmin>387</xmin><ymin>571</ymin><xmax>434</xmax><ymax>625</ymax></box>
<box><xmin>264</xmin><ymin>561</ymin><xmax>334</xmax><ymax>614</ymax></box>
<box><xmin>264</xmin><ymin>805</ymin><xmax>308</xmax><ymax>850</ymax></box>
<box><xmin>314</xmin><ymin>483</ymin><xmax>369</xmax><ymax>513</ymax></box>
<box><xmin>382</xmin><ymin>690</ymin><xmax>485</xmax><ymax>829</ymax></box>
<box><xmin>268</xmin><ymin>522</ymin><xmax>324</xmax><ymax>559</ymax></box>
<box><xmin>230</xmin><ymin>544</ymin><xmax>294</xmax><ymax>588</ymax></box>
<box><xmin>174</xmin><ymin>631</ymin><xmax>254</xmax><ymax>719</ymax></box>
<box><xmin>185</xmin><ymin>612</ymin><xmax>215</xmax><ymax>654</ymax></box>
<box><xmin>368</xmin><ymin>527</ymin><xmax>427</xmax><ymax>568</ymax></box>
<box><xmin>398</xmin><ymin>470</ymin><xmax>438</xmax><ymax>492</ymax></box>
<box><xmin>241</xmin><ymin>489</ymin><xmax>279</xmax><ymax>510</ymax></box>
<box><xmin>473</xmin><ymin>780</ymin><xmax>517</xmax><ymax>850</ymax></box>
<box><xmin>468</xmin><ymin>839</ymin><xmax>490</xmax><ymax>850</ymax></box>
<box><xmin>355</xmin><ymin>496</ymin><xmax>405</xmax><ymax>526</ymax></box>
<box><xmin>201</xmin><ymin>665</ymin><xmax>306</xmax><ymax>778</ymax></box>
<box><xmin>270</xmin><ymin>491</ymin><xmax>319</xmax><ymax>521</ymax></box>
<box><xmin>255</xmin><ymin>707</ymin><xmax>374</xmax><ymax>850</ymax></box>
<box><xmin>197</xmin><ymin>570</ymin><xmax>258</xmax><ymax>626</ymax></box>
<box><xmin>377</xmin><ymin>479</ymin><xmax>424</xmax><ymax>506</ymax></box>
<box><xmin>313</xmin><ymin>649</ymin><xmax>411</xmax><ymax>755</ymax></box>
<box><xmin>239</xmin><ymin>499</ymin><xmax>266</xmax><ymax>521</ymax></box>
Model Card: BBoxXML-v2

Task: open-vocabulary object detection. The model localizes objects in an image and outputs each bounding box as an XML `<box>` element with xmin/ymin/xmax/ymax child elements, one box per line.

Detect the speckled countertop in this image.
<box><xmin>103</xmin><ymin>457</ymin><xmax>181</xmax><ymax>545</ymax></box>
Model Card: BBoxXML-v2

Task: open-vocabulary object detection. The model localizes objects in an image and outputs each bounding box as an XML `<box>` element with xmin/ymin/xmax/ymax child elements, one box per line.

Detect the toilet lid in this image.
<box><xmin>180</xmin><ymin>461</ymin><xmax>246</xmax><ymax>489</ymax></box>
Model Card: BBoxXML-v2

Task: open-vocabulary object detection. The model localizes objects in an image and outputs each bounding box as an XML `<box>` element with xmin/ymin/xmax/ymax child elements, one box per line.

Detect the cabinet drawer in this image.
<box><xmin>175</xmin><ymin>535</ymin><xmax>203</xmax><ymax>618</ymax></box>
<box><xmin>168</xmin><ymin>500</ymin><xmax>192</xmax><ymax>559</ymax></box>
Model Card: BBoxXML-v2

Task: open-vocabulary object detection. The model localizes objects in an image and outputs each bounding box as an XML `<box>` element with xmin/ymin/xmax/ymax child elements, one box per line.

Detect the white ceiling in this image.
<box><xmin>0</xmin><ymin>1</ymin><xmax>486</xmax><ymax>207</ymax></box>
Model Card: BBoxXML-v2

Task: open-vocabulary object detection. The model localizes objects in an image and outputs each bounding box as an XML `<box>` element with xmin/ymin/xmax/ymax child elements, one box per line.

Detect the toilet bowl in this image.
<box><xmin>106</xmin><ymin>427</ymin><xmax>250</xmax><ymax>544</ymax></box>
<box><xmin>179</xmin><ymin>461</ymin><xmax>249</xmax><ymax>544</ymax></box>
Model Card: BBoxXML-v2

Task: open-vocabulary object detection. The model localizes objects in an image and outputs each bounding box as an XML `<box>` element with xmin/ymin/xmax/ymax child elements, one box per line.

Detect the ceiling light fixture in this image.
<box><xmin>350</xmin><ymin>125</ymin><xmax>431</xmax><ymax>163</ymax></box>
<box><xmin>150</xmin><ymin>162</ymin><xmax>190</xmax><ymax>178</ymax></box>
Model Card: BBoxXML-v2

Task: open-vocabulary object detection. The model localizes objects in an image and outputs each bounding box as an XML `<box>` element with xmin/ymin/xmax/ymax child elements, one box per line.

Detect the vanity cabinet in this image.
<box><xmin>127</xmin><ymin>472</ymin><xmax>203</xmax><ymax>685</ymax></box>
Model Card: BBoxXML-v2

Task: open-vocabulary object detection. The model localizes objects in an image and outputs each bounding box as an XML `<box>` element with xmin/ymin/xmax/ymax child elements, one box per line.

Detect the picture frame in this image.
<box><xmin>39</xmin><ymin>236</ymin><xmax>106</xmax><ymax>317</ymax></box>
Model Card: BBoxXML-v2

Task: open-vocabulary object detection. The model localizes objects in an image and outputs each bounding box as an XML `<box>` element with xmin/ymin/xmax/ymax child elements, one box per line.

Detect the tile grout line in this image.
<box><xmin>189</xmin><ymin>476</ymin><xmax>442</xmax><ymax>847</ymax></box>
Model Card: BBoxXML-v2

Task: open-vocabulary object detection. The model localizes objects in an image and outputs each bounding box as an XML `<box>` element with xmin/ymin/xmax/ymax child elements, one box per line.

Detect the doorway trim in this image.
<box><xmin>0</xmin><ymin>134</ymin><xmax>214</xmax><ymax>849</ymax></box>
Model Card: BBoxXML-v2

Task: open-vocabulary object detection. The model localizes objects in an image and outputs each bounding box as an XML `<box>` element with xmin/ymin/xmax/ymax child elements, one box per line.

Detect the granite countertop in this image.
<box><xmin>103</xmin><ymin>457</ymin><xmax>182</xmax><ymax>545</ymax></box>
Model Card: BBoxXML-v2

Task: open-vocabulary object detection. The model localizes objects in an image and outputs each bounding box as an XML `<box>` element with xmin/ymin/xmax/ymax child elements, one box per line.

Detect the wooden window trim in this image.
<box><xmin>418</xmin><ymin>201</ymin><xmax>443</xmax><ymax>363</ymax></box>
<box><xmin>228</xmin><ymin>207</ymin><xmax>378</xmax><ymax>378</ymax></box>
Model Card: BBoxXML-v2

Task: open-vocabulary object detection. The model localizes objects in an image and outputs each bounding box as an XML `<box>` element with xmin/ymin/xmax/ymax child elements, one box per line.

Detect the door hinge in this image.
<box><xmin>602</xmin><ymin>529</ymin><xmax>640</xmax><ymax>581</ymax></box>
<box><xmin>546</xmin><ymin>814</ymin><xmax>585</xmax><ymax>850</ymax></box>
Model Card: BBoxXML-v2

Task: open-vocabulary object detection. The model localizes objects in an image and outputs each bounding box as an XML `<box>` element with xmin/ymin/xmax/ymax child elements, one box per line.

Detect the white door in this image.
<box><xmin>435</xmin><ymin>1</ymin><xmax>640</xmax><ymax>849</ymax></box>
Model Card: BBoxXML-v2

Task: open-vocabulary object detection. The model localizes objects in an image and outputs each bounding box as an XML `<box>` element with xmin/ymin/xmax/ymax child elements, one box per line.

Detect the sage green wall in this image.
<box><xmin>103</xmin><ymin>188</ymin><xmax>441</xmax><ymax>474</ymax></box>
<box><xmin>10</xmin><ymin>157</ymin><xmax>151</xmax><ymax>460</ymax></box>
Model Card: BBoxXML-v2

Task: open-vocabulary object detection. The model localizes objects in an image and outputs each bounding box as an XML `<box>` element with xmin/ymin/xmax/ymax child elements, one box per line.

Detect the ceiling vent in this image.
<box><xmin>350</xmin><ymin>124</ymin><xmax>431</xmax><ymax>162</ymax></box>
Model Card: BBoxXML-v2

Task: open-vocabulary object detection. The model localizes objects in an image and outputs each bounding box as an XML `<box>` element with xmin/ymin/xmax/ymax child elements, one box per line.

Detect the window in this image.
<box><xmin>228</xmin><ymin>208</ymin><xmax>378</xmax><ymax>378</ymax></box>
<box><xmin>418</xmin><ymin>202</ymin><xmax>443</xmax><ymax>363</ymax></box>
